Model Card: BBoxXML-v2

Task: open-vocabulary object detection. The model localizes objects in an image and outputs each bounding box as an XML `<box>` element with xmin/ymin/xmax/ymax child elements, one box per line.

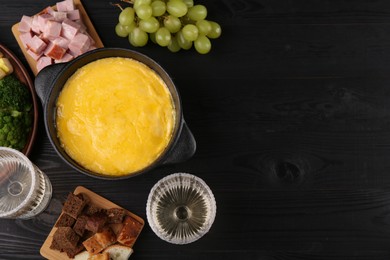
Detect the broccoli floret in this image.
<box><xmin>0</xmin><ymin>75</ymin><xmax>33</xmax><ymax>151</ymax></box>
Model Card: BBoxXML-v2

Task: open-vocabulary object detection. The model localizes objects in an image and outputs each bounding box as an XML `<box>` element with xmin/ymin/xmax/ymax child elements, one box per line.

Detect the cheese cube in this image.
<box><xmin>0</xmin><ymin>58</ymin><xmax>13</xmax><ymax>75</ymax></box>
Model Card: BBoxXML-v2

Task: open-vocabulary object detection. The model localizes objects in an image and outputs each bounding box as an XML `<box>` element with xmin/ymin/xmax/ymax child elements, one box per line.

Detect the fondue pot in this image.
<box><xmin>34</xmin><ymin>48</ymin><xmax>196</xmax><ymax>180</ymax></box>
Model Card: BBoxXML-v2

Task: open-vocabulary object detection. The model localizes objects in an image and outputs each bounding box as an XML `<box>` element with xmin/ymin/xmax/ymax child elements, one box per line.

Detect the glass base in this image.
<box><xmin>18</xmin><ymin>167</ymin><xmax>52</xmax><ymax>219</ymax></box>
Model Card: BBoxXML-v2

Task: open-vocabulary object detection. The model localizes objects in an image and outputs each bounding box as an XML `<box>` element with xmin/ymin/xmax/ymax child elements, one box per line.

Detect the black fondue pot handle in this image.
<box><xmin>162</xmin><ymin>119</ymin><xmax>196</xmax><ymax>165</ymax></box>
<box><xmin>34</xmin><ymin>63</ymin><xmax>67</xmax><ymax>106</ymax></box>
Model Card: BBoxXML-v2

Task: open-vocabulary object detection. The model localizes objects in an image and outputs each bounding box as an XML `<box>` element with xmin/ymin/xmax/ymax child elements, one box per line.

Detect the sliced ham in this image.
<box><xmin>27</xmin><ymin>35</ymin><xmax>47</xmax><ymax>54</ymax></box>
<box><xmin>37</xmin><ymin>56</ymin><xmax>53</xmax><ymax>72</ymax></box>
<box><xmin>56</xmin><ymin>0</ymin><xmax>75</xmax><ymax>12</ymax></box>
<box><xmin>61</xmin><ymin>19</ymin><xmax>81</xmax><ymax>39</ymax></box>
<box><xmin>43</xmin><ymin>20</ymin><xmax>62</xmax><ymax>40</ymax></box>
<box><xmin>44</xmin><ymin>42</ymin><xmax>66</xmax><ymax>60</ymax></box>
<box><xmin>18</xmin><ymin>15</ymin><xmax>33</xmax><ymax>33</ymax></box>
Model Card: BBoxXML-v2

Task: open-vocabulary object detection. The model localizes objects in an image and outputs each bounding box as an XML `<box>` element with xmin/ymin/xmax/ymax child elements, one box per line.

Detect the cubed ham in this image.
<box><xmin>19</xmin><ymin>32</ymin><xmax>33</xmax><ymax>48</ymax></box>
<box><xmin>31</xmin><ymin>15</ymin><xmax>40</xmax><ymax>34</ymax></box>
<box><xmin>84</xmin><ymin>32</ymin><xmax>95</xmax><ymax>46</ymax></box>
<box><xmin>61</xmin><ymin>19</ymin><xmax>81</xmax><ymax>39</ymax></box>
<box><xmin>44</xmin><ymin>42</ymin><xmax>66</xmax><ymax>60</ymax></box>
<box><xmin>43</xmin><ymin>20</ymin><xmax>62</xmax><ymax>40</ymax></box>
<box><xmin>37</xmin><ymin>14</ymin><xmax>54</xmax><ymax>33</ymax></box>
<box><xmin>76</xmin><ymin>20</ymin><xmax>87</xmax><ymax>33</ymax></box>
<box><xmin>68</xmin><ymin>33</ymin><xmax>90</xmax><ymax>56</ymax></box>
<box><xmin>56</xmin><ymin>0</ymin><xmax>75</xmax><ymax>12</ymax></box>
<box><xmin>27</xmin><ymin>35</ymin><xmax>47</xmax><ymax>54</ymax></box>
<box><xmin>88</xmin><ymin>45</ymin><xmax>97</xmax><ymax>52</ymax></box>
<box><xmin>52</xmin><ymin>36</ymin><xmax>70</xmax><ymax>49</ymax></box>
<box><xmin>18</xmin><ymin>15</ymin><xmax>33</xmax><ymax>33</ymax></box>
<box><xmin>27</xmin><ymin>49</ymin><xmax>43</xmax><ymax>61</ymax></box>
<box><xmin>38</xmin><ymin>34</ymin><xmax>50</xmax><ymax>44</ymax></box>
<box><xmin>17</xmin><ymin>0</ymin><xmax>97</xmax><ymax>69</ymax></box>
<box><xmin>66</xmin><ymin>9</ymin><xmax>80</xmax><ymax>21</ymax></box>
<box><xmin>54</xmin><ymin>53</ymin><xmax>73</xmax><ymax>63</ymax></box>
<box><xmin>52</xmin><ymin>11</ymin><xmax>67</xmax><ymax>22</ymax></box>
<box><xmin>40</xmin><ymin>6</ymin><xmax>55</xmax><ymax>15</ymax></box>
<box><xmin>37</xmin><ymin>56</ymin><xmax>53</xmax><ymax>72</ymax></box>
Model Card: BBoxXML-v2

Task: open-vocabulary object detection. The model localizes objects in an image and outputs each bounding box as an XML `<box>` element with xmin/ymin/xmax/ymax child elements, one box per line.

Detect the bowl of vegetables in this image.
<box><xmin>0</xmin><ymin>44</ymin><xmax>38</xmax><ymax>156</ymax></box>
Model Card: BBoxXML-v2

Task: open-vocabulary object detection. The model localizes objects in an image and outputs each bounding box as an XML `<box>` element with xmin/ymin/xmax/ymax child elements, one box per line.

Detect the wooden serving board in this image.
<box><xmin>11</xmin><ymin>0</ymin><xmax>104</xmax><ymax>76</ymax></box>
<box><xmin>40</xmin><ymin>186</ymin><xmax>144</xmax><ymax>260</ymax></box>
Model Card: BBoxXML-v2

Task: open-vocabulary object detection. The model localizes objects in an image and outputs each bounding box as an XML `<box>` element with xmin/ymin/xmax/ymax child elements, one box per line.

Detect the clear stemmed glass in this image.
<box><xmin>0</xmin><ymin>147</ymin><xmax>52</xmax><ymax>219</ymax></box>
<box><xmin>146</xmin><ymin>173</ymin><xmax>216</xmax><ymax>244</ymax></box>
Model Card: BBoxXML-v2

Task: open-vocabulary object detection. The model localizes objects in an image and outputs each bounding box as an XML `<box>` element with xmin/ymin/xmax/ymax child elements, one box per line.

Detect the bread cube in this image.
<box><xmin>63</xmin><ymin>193</ymin><xmax>88</xmax><ymax>219</ymax></box>
<box><xmin>52</xmin><ymin>227</ymin><xmax>80</xmax><ymax>250</ymax></box>
<box><xmin>106</xmin><ymin>208</ymin><xmax>126</xmax><ymax>224</ymax></box>
<box><xmin>55</xmin><ymin>213</ymin><xmax>76</xmax><ymax>228</ymax></box>
<box><xmin>117</xmin><ymin>216</ymin><xmax>143</xmax><ymax>247</ymax></box>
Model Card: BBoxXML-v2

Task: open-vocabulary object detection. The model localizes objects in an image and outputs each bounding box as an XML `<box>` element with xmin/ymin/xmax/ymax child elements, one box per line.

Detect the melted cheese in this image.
<box><xmin>56</xmin><ymin>57</ymin><xmax>175</xmax><ymax>176</ymax></box>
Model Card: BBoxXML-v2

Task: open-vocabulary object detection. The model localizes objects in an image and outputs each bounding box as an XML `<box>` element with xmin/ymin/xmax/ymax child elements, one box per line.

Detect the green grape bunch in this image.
<box><xmin>114</xmin><ymin>0</ymin><xmax>222</xmax><ymax>54</ymax></box>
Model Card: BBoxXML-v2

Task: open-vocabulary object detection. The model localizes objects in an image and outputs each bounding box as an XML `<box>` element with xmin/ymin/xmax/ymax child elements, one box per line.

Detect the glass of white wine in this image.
<box><xmin>0</xmin><ymin>147</ymin><xmax>52</xmax><ymax>219</ymax></box>
<box><xmin>146</xmin><ymin>173</ymin><xmax>216</xmax><ymax>244</ymax></box>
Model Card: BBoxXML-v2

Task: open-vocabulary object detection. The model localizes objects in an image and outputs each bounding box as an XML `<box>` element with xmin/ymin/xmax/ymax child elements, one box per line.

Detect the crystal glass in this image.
<box><xmin>0</xmin><ymin>147</ymin><xmax>52</xmax><ymax>219</ymax></box>
<box><xmin>146</xmin><ymin>173</ymin><xmax>216</xmax><ymax>244</ymax></box>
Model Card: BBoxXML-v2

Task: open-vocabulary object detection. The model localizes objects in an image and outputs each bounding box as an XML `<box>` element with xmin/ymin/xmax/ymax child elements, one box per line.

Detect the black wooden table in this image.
<box><xmin>1</xmin><ymin>0</ymin><xmax>390</xmax><ymax>259</ymax></box>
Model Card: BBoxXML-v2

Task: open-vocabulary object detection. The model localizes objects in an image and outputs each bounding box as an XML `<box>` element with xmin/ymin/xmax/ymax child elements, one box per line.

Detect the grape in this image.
<box><xmin>115</xmin><ymin>23</ymin><xmax>129</xmax><ymax>37</ymax></box>
<box><xmin>114</xmin><ymin>0</ymin><xmax>221</xmax><ymax>54</ymax></box>
<box><xmin>149</xmin><ymin>32</ymin><xmax>157</xmax><ymax>44</ymax></box>
<box><xmin>167</xmin><ymin>35</ymin><xmax>181</xmax><ymax>52</ymax></box>
<box><xmin>155</xmin><ymin>27</ymin><xmax>171</xmax><ymax>46</ymax></box>
<box><xmin>139</xmin><ymin>17</ymin><xmax>160</xmax><ymax>33</ymax></box>
<box><xmin>166</xmin><ymin>0</ymin><xmax>188</xmax><ymax>17</ymax></box>
<box><xmin>125</xmin><ymin>23</ymin><xmax>137</xmax><ymax>33</ymax></box>
<box><xmin>187</xmin><ymin>5</ymin><xmax>207</xmax><ymax>21</ymax></box>
<box><xmin>151</xmin><ymin>1</ymin><xmax>166</xmax><ymax>17</ymax></box>
<box><xmin>119</xmin><ymin>7</ymin><xmax>135</xmax><ymax>26</ymax></box>
<box><xmin>194</xmin><ymin>35</ymin><xmax>211</xmax><ymax>54</ymax></box>
<box><xmin>177</xmin><ymin>31</ymin><xmax>192</xmax><ymax>50</ymax></box>
<box><xmin>182</xmin><ymin>24</ymin><xmax>198</xmax><ymax>42</ymax></box>
<box><xmin>164</xmin><ymin>15</ymin><xmax>182</xmax><ymax>33</ymax></box>
<box><xmin>130</xmin><ymin>28</ymin><xmax>149</xmax><ymax>47</ymax></box>
<box><xmin>134</xmin><ymin>0</ymin><xmax>151</xmax><ymax>10</ymax></box>
<box><xmin>196</xmin><ymin>20</ymin><xmax>212</xmax><ymax>35</ymax></box>
<box><xmin>128</xmin><ymin>35</ymin><xmax>137</xmax><ymax>47</ymax></box>
<box><xmin>136</xmin><ymin>4</ymin><xmax>153</xmax><ymax>20</ymax></box>
<box><xmin>183</xmin><ymin>0</ymin><xmax>194</xmax><ymax>8</ymax></box>
<box><xmin>207</xmin><ymin>21</ymin><xmax>221</xmax><ymax>39</ymax></box>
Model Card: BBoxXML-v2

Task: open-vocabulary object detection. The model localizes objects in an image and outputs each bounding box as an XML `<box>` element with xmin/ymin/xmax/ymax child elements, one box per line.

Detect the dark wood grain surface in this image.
<box><xmin>1</xmin><ymin>0</ymin><xmax>390</xmax><ymax>259</ymax></box>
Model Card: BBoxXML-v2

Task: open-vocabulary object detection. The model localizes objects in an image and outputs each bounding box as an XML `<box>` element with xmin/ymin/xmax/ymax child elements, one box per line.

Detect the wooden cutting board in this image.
<box><xmin>40</xmin><ymin>186</ymin><xmax>144</xmax><ymax>260</ymax></box>
<box><xmin>11</xmin><ymin>0</ymin><xmax>104</xmax><ymax>76</ymax></box>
